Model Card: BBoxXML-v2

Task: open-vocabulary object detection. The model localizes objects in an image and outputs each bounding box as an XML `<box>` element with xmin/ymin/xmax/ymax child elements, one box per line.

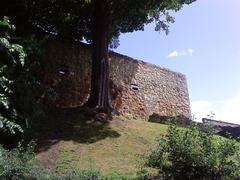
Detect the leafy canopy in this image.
<box><xmin>0</xmin><ymin>0</ymin><xmax>196</xmax><ymax>45</ymax></box>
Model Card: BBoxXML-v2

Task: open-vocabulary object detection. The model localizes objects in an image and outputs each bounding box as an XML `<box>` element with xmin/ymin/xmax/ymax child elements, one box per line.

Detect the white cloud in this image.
<box><xmin>191</xmin><ymin>100</ymin><xmax>212</xmax><ymax>122</ymax></box>
<box><xmin>217</xmin><ymin>95</ymin><xmax>240</xmax><ymax>124</ymax></box>
<box><xmin>167</xmin><ymin>51</ymin><xmax>179</xmax><ymax>57</ymax></box>
<box><xmin>191</xmin><ymin>95</ymin><xmax>240</xmax><ymax>124</ymax></box>
<box><xmin>167</xmin><ymin>48</ymin><xmax>194</xmax><ymax>58</ymax></box>
<box><xmin>187</xmin><ymin>48</ymin><xmax>194</xmax><ymax>55</ymax></box>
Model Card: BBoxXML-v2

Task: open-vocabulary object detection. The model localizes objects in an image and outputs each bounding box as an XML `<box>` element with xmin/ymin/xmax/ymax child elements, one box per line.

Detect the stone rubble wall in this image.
<box><xmin>41</xmin><ymin>39</ymin><xmax>91</xmax><ymax>107</ymax></box>
<box><xmin>109</xmin><ymin>53</ymin><xmax>191</xmax><ymax>119</ymax></box>
<box><xmin>41</xmin><ymin>38</ymin><xmax>191</xmax><ymax>119</ymax></box>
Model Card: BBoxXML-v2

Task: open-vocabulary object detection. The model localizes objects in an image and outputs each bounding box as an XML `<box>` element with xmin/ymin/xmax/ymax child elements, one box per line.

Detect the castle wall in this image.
<box><xmin>41</xmin><ymin>38</ymin><xmax>191</xmax><ymax>119</ymax></box>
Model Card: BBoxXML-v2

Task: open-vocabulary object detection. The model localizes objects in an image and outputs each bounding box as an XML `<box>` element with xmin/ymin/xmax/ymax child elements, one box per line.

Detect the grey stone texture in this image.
<box><xmin>41</xmin><ymin>38</ymin><xmax>191</xmax><ymax>119</ymax></box>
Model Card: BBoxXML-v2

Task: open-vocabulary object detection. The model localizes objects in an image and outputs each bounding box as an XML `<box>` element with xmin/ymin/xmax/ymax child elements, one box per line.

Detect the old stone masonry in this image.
<box><xmin>41</xmin><ymin>38</ymin><xmax>191</xmax><ymax>120</ymax></box>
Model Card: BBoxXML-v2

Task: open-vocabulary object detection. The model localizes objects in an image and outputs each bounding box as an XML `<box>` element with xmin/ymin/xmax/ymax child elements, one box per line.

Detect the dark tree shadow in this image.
<box><xmin>32</xmin><ymin>107</ymin><xmax>120</xmax><ymax>153</ymax></box>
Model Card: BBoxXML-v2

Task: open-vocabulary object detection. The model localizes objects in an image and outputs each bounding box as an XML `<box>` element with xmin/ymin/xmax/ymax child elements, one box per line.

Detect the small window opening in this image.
<box><xmin>59</xmin><ymin>64</ymin><xmax>70</xmax><ymax>75</ymax></box>
<box><xmin>131</xmin><ymin>84</ymin><xmax>139</xmax><ymax>90</ymax></box>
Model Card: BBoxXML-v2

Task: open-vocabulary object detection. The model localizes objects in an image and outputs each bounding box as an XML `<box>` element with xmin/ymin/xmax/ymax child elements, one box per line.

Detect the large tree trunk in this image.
<box><xmin>85</xmin><ymin>0</ymin><xmax>112</xmax><ymax>113</ymax></box>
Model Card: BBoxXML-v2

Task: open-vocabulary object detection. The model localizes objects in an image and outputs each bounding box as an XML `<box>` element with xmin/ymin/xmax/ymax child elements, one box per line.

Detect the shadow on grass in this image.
<box><xmin>33</xmin><ymin>107</ymin><xmax>120</xmax><ymax>153</ymax></box>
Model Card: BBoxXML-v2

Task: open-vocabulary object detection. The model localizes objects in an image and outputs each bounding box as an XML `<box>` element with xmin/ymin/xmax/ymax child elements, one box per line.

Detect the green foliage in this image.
<box><xmin>0</xmin><ymin>142</ymin><xmax>37</xmax><ymax>179</ymax></box>
<box><xmin>105</xmin><ymin>171</ymin><xmax>129</xmax><ymax>180</ymax></box>
<box><xmin>135</xmin><ymin>166</ymin><xmax>152</xmax><ymax>180</ymax></box>
<box><xmin>145</xmin><ymin>124</ymin><xmax>240</xmax><ymax>179</ymax></box>
<box><xmin>0</xmin><ymin>0</ymin><xmax>196</xmax><ymax>47</ymax></box>
<box><xmin>149</xmin><ymin>113</ymin><xmax>191</xmax><ymax>127</ymax></box>
<box><xmin>0</xmin><ymin>17</ymin><xmax>54</xmax><ymax>134</ymax></box>
<box><xmin>0</xmin><ymin>17</ymin><xmax>26</xmax><ymax>133</ymax></box>
<box><xmin>56</xmin><ymin>170</ymin><xmax>102</xmax><ymax>180</ymax></box>
<box><xmin>0</xmin><ymin>144</ymin><xmax>103</xmax><ymax>180</ymax></box>
<box><xmin>0</xmin><ymin>16</ymin><xmax>16</xmax><ymax>40</ymax></box>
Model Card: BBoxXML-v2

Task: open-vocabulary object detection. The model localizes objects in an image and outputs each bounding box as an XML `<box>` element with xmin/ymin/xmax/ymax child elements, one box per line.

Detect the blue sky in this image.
<box><xmin>116</xmin><ymin>0</ymin><xmax>240</xmax><ymax>124</ymax></box>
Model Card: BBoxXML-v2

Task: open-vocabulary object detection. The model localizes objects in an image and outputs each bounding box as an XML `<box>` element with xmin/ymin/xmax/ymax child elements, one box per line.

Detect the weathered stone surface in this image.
<box><xmin>41</xmin><ymin>38</ymin><xmax>191</xmax><ymax>119</ymax></box>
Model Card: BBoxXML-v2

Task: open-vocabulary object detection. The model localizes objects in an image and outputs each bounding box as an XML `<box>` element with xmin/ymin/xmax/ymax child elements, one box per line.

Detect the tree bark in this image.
<box><xmin>85</xmin><ymin>0</ymin><xmax>112</xmax><ymax>113</ymax></box>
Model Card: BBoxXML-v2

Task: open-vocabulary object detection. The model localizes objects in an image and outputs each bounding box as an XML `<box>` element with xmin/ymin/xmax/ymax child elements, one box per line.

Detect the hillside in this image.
<box><xmin>36</xmin><ymin>109</ymin><xmax>168</xmax><ymax>178</ymax></box>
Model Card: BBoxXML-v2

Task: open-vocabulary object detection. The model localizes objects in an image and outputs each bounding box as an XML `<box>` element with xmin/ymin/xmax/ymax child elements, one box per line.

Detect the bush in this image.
<box><xmin>145</xmin><ymin>124</ymin><xmax>240</xmax><ymax>179</ymax></box>
<box><xmin>0</xmin><ymin>142</ymin><xmax>37</xmax><ymax>179</ymax></box>
<box><xmin>148</xmin><ymin>113</ymin><xmax>191</xmax><ymax>127</ymax></box>
<box><xmin>56</xmin><ymin>170</ymin><xmax>103</xmax><ymax>180</ymax></box>
<box><xmin>0</xmin><ymin>143</ymin><xmax>104</xmax><ymax>180</ymax></box>
<box><xmin>105</xmin><ymin>171</ymin><xmax>129</xmax><ymax>180</ymax></box>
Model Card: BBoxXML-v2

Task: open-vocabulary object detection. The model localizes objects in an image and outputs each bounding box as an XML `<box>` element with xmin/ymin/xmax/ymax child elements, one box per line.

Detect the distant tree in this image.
<box><xmin>0</xmin><ymin>0</ymin><xmax>196</xmax><ymax>113</ymax></box>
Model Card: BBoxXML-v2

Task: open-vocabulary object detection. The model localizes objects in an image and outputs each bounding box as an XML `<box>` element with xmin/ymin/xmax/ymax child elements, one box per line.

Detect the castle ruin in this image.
<box><xmin>41</xmin><ymin>38</ymin><xmax>191</xmax><ymax>119</ymax></box>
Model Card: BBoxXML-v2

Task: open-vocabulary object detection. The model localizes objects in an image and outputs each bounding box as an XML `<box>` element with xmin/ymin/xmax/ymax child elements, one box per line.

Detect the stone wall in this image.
<box><xmin>41</xmin><ymin>39</ymin><xmax>91</xmax><ymax>107</ymax></box>
<box><xmin>41</xmin><ymin>38</ymin><xmax>191</xmax><ymax>119</ymax></box>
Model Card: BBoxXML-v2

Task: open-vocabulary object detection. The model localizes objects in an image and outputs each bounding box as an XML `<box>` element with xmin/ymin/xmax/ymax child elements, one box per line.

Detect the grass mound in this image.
<box><xmin>36</xmin><ymin>109</ymin><xmax>168</xmax><ymax>178</ymax></box>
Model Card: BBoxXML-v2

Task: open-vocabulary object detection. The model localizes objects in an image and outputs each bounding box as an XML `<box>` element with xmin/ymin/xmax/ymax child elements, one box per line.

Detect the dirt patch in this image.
<box><xmin>37</xmin><ymin>139</ymin><xmax>60</xmax><ymax>171</ymax></box>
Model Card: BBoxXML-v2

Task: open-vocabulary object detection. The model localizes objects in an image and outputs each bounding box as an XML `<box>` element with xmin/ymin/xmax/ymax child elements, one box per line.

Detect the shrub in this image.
<box><xmin>148</xmin><ymin>113</ymin><xmax>191</xmax><ymax>127</ymax></box>
<box><xmin>0</xmin><ymin>144</ymin><xmax>104</xmax><ymax>180</ymax></box>
<box><xmin>0</xmin><ymin>142</ymin><xmax>37</xmax><ymax>179</ymax></box>
<box><xmin>56</xmin><ymin>170</ymin><xmax>103</xmax><ymax>180</ymax></box>
<box><xmin>145</xmin><ymin>124</ymin><xmax>240</xmax><ymax>179</ymax></box>
<box><xmin>105</xmin><ymin>171</ymin><xmax>129</xmax><ymax>180</ymax></box>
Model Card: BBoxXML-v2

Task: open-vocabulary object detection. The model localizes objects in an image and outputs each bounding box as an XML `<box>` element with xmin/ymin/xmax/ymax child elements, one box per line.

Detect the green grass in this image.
<box><xmin>35</xmin><ymin>109</ymin><xmax>240</xmax><ymax>179</ymax></box>
<box><xmin>57</xmin><ymin>116</ymin><xmax>167</xmax><ymax>176</ymax></box>
<box><xmin>36</xmin><ymin>111</ymin><xmax>167</xmax><ymax>178</ymax></box>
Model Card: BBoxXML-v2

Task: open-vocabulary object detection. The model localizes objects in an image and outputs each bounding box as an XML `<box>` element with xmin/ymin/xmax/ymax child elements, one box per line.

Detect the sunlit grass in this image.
<box><xmin>52</xmin><ymin>116</ymin><xmax>167</xmax><ymax>177</ymax></box>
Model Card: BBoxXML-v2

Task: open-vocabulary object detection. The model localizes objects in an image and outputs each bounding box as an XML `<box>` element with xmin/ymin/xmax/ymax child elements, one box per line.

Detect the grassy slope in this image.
<box><xmin>37</xmin><ymin>113</ymin><xmax>167</xmax><ymax>177</ymax></box>
<box><xmin>55</xmin><ymin>117</ymin><xmax>168</xmax><ymax>175</ymax></box>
